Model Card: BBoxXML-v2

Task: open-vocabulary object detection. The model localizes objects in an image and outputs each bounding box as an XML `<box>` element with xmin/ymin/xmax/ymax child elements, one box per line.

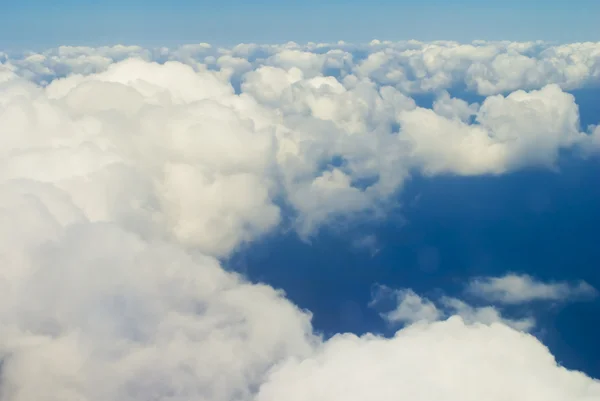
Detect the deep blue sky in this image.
<box><xmin>2</xmin><ymin>0</ymin><xmax>600</xmax><ymax>49</ymax></box>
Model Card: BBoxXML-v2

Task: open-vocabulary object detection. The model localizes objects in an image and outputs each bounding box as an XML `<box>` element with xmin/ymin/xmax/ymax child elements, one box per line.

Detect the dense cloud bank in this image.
<box><xmin>3</xmin><ymin>40</ymin><xmax>600</xmax><ymax>95</ymax></box>
<box><xmin>1</xmin><ymin>41</ymin><xmax>600</xmax><ymax>400</ymax></box>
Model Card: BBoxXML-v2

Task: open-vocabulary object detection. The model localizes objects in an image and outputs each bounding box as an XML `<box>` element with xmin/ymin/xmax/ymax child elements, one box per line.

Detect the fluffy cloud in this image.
<box><xmin>1</xmin><ymin>41</ymin><xmax>600</xmax><ymax>401</ymax></box>
<box><xmin>350</xmin><ymin>40</ymin><xmax>600</xmax><ymax>95</ymax></box>
<box><xmin>4</xmin><ymin>45</ymin><xmax>153</xmax><ymax>85</ymax></box>
<box><xmin>439</xmin><ymin>297</ymin><xmax>535</xmax><ymax>332</ymax></box>
<box><xmin>0</xmin><ymin>59</ymin><xmax>280</xmax><ymax>257</ymax></box>
<box><xmin>4</xmin><ymin>40</ymin><xmax>600</xmax><ymax>95</ymax></box>
<box><xmin>371</xmin><ymin>287</ymin><xmax>443</xmax><ymax>324</ymax></box>
<box><xmin>256</xmin><ymin>317</ymin><xmax>600</xmax><ymax>401</ymax></box>
<box><xmin>372</xmin><ymin>274</ymin><xmax>598</xmax><ymax>334</ymax></box>
<box><xmin>370</xmin><ymin>286</ymin><xmax>534</xmax><ymax>331</ymax></box>
<box><xmin>400</xmin><ymin>84</ymin><xmax>585</xmax><ymax>175</ymax></box>
<box><xmin>0</xmin><ymin>184</ymin><xmax>316</xmax><ymax>401</ymax></box>
<box><xmin>467</xmin><ymin>274</ymin><xmax>599</xmax><ymax>304</ymax></box>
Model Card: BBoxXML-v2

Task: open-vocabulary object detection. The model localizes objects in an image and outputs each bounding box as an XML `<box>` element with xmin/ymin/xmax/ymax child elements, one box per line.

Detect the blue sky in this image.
<box><xmin>2</xmin><ymin>0</ymin><xmax>600</xmax><ymax>49</ymax></box>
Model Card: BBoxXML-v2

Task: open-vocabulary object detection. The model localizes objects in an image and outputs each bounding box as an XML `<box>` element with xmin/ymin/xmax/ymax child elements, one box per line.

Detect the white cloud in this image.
<box><xmin>0</xmin><ymin>188</ymin><xmax>316</xmax><ymax>401</ymax></box>
<box><xmin>467</xmin><ymin>274</ymin><xmax>599</xmax><ymax>304</ymax></box>
<box><xmin>582</xmin><ymin>124</ymin><xmax>600</xmax><ymax>154</ymax></box>
<box><xmin>1</xmin><ymin>59</ymin><xmax>280</xmax><ymax>257</ymax></box>
<box><xmin>400</xmin><ymin>84</ymin><xmax>587</xmax><ymax>175</ymax></box>
<box><xmin>432</xmin><ymin>90</ymin><xmax>479</xmax><ymax>122</ymax></box>
<box><xmin>256</xmin><ymin>317</ymin><xmax>600</xmax><ymax>401</ymax></box>
<box><xmin>371</xmin><ymin>286</ymin><xmax>533</xmax><ymax>331</ymax></box>
<box><xmin>6</xmin><ymin>45</ymin><xmax>153</xmax><ymax>85</ymax></box>
<box><xmin>1</xmin><ymin>42</ymin><xmax>597</xmax><ymax>256</ymax></box>
<box><xmin>5</xmin><ymin>40</ymin><xmax>600</xmax><ymax>95</ymax></box>
<box><xmin>1</xmin><ymin>41</ymin><xmax>600</xmax><ymax>401</ymax></box>
<box><xmin>371</xmin><ymin>287</ymin><xmax>443</xmax><ymax>324</ymax></box>
<box><xmin>440</xmin><ymin>297</ymin><xmax>535</xmax><ymax>332</ymax></box>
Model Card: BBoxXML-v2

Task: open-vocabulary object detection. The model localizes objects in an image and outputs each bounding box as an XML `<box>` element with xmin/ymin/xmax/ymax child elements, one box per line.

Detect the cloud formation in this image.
<box><xmin>0</xmin><ymin>193</ymin><xmax>316</xmax><ymax>401</ymax></box>
<box><xmin>372</xmin><ymin>287</ymin><xmax>443</xmax><ymax>324</ymax></box>
<box><xmin>256</xmin><ymin>317</ymin><xmax>599</xmax><ymax>401</ymax></box>
<box><xmin>370</xmin><ymin>286</ymin><xmax>535</xmax><ymax>331</ymax></box>
<box><xmin>5</xmin><ymin>48</ymin><xmax>594</xmax><ymax>245</ymax></box>
<box><xmin>4</xmin><ymin>40</ymin><xmax>600</xmax><ymax>95</ymax></box>
<box><xmin>467</xmin><ymin>274</ymin><xmax>599</xmax><ymax>304</ymax></box>
<box><xmin>1</xmin><ymin>41</ymin><xmax>600</xmax><ymax>400</ymax></box>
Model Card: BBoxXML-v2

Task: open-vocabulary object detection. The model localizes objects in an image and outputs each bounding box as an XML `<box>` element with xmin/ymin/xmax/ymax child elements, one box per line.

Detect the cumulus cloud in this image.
<box><xmin>1</xmin><ymin>41</ymin><xmax>600</xmax><ymax>401</ymax></box>
<box><xmin>5</xmin><ymin>45</ymin><xmax>153</xmax><ymax>85</ymax></box>
<box><xmin>0</xmin><ymin>187</ymin><xmax>316</xmax><ymax>401</ymax></box>
<box><xmin>370</xmin><ymin>286</ymin><xmax>534</xmax><ymax>331</ymax></box>
<box><xmin>370</xmin><ymin>287</ymin><xmax>443</xmax><ymax>324</ymax></box>
<box><xmin>400</xmin><ymin>84</ymin><xmax>586</xmax><ymax>175</ymax></box>
<box><xmin>4</xmin><ymin>40</ymin><xmax>600</xmax><ymax>95</ymax></box>
<box><xmin>467</xmin><ymin>274</ymin><xmax>599</xmax><ymax>304</ymax></box>
<box><xmin>1</xmin><ymin>59</ymin><xmax>282</xmax><ymax>257</ymax></box>
<box><xmin>350</xmin><ymin>40</ymin><xmax>600</xmax><ymax>95</ymax></box>
<box><xmin>255</xmin><ymin>317</ymin><xmax>600</xmax><ymax>401</ymax></box>
<box><xmin>440</xmin><ymin>297</ymin><xmax>535</xmax><ymax>332</ymax></box>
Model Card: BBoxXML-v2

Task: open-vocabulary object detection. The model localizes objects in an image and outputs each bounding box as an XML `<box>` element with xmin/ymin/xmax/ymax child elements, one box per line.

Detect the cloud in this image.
<box><xmin>370</xmin><ymin>286</ymin><xmax>533</xmax><ymax>331</ymax></box>
<box><xmin>4</xmin><ymin>40</ymin><xmax>600</xmax><ymax>95</ymax></box>
<box><xmin>400</xmin><ymin>84</ymin><xmax>586</xmax><ymax>175</ymax></box>
<box><xmin>582</xmin><ymin>124</ymin><xmax>600</xmax><ymax>154</ymax></box>
<box><xmin>351</xmin><ymin>234</ymin><xmax>381</xmax><ymax>256</ymax></box>
<box><xmin>1</xmin><ymin>41</ymin><xmax>600</xmax><ymax>400</ymax></box>
<box><xmin>5</xmin><ymin>45</ymin><xmax>153</xmax><ymax>85</ymax></box>
<box><xmin>351</xmin><ymin>40</ymin><xmax>600</xmax><ymax>95</ymax></box>
<box><xmin>1</xmin><ymin>59</ymin><xmax>280</xmax><ymax>257</ymax></box>
<box><xmin>0</xmin><ymin>188</ymin><xmax>316</xmax><ymax>401</ymax></box>
<box><xmin>467</xmin><ymin>274</ymin><xmax>599</xmax><ymax>304</ymax></box>
<box><xmin>371</xmin><ymin>287</ymin><xmax>443</xmax><ymax>324</ymax></box>
<box><xmin>256</xmin><ymin>317</ymin><xmax>600</xmax><ymax>401</ymax></box>
<box><xmin>440</xmin><ymin>297</ymin><xmax>535</xmax><ymax>332</ymax></box>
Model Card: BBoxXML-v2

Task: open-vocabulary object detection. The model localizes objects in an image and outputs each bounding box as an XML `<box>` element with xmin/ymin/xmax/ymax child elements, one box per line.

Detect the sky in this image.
<box><xmin>2</xmin><ymin>2</ymin><xmax>600</xmax><ymax>401</ymax></box>
<box><xmin>2</xmin><ymin>0</ymin><xmax>600</xmax><ymax>48</ymax></box>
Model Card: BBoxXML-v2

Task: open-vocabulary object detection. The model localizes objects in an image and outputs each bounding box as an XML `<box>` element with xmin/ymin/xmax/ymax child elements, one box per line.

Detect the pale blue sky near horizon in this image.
<box><xmin>1</xmin><ymin>0</ymin><xmax>599</xmax><ymax>49</ymax></box>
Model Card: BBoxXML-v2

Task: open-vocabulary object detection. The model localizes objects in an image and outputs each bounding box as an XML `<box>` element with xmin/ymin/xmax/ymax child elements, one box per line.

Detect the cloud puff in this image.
<box><xmin>370</xmin><ymin>286</ymin><xmax>534</xmax><ymax>331</ymax></box>
<box><xmin>256</xmin><ymin>317</ymin><xmax>600</xmax><ymax>401</ymax></box>
<box><xmin>1</xmin><ymin>59</ymin><xmax>280</xmax><ymax>257</ymax></box>
<box><xmin>439</xmin><ymin>297</ymin><xmax>535</xmax><ymax>332</ymax></box>
<box><xmin>371</xmin><ymin>287</ymin><xmax>443</xmax><ymax>324</ymax></box>
<box><xmin>400</xmin><ymin>84</ymin><xmax>585</xmax><ymax>175</ymax></box>
<box><xmin>0</xmin><ymin>185</ymin><xmax>316</xmax><ymax>401</ymax></box>
<box><xmin>467</xmin><ymin>274</ymin><xmax>599</xmax><ymax>304</ymax></box>
<box><xmin>1</xmin><ymin>41</ymin><xmax>600</xmax><ymax>401</ymax></box>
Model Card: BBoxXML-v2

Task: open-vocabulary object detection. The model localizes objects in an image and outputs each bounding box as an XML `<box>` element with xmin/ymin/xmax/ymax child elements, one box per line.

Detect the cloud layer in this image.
<box><xmin>1</xmin><ymin>40</ymin><xmax>600</xmax><ymax>400</ymax></box>
<box><xmin>3</xmin><ymin>41</ymin><xmax>600</xmax><ymax>95</ymax></box>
